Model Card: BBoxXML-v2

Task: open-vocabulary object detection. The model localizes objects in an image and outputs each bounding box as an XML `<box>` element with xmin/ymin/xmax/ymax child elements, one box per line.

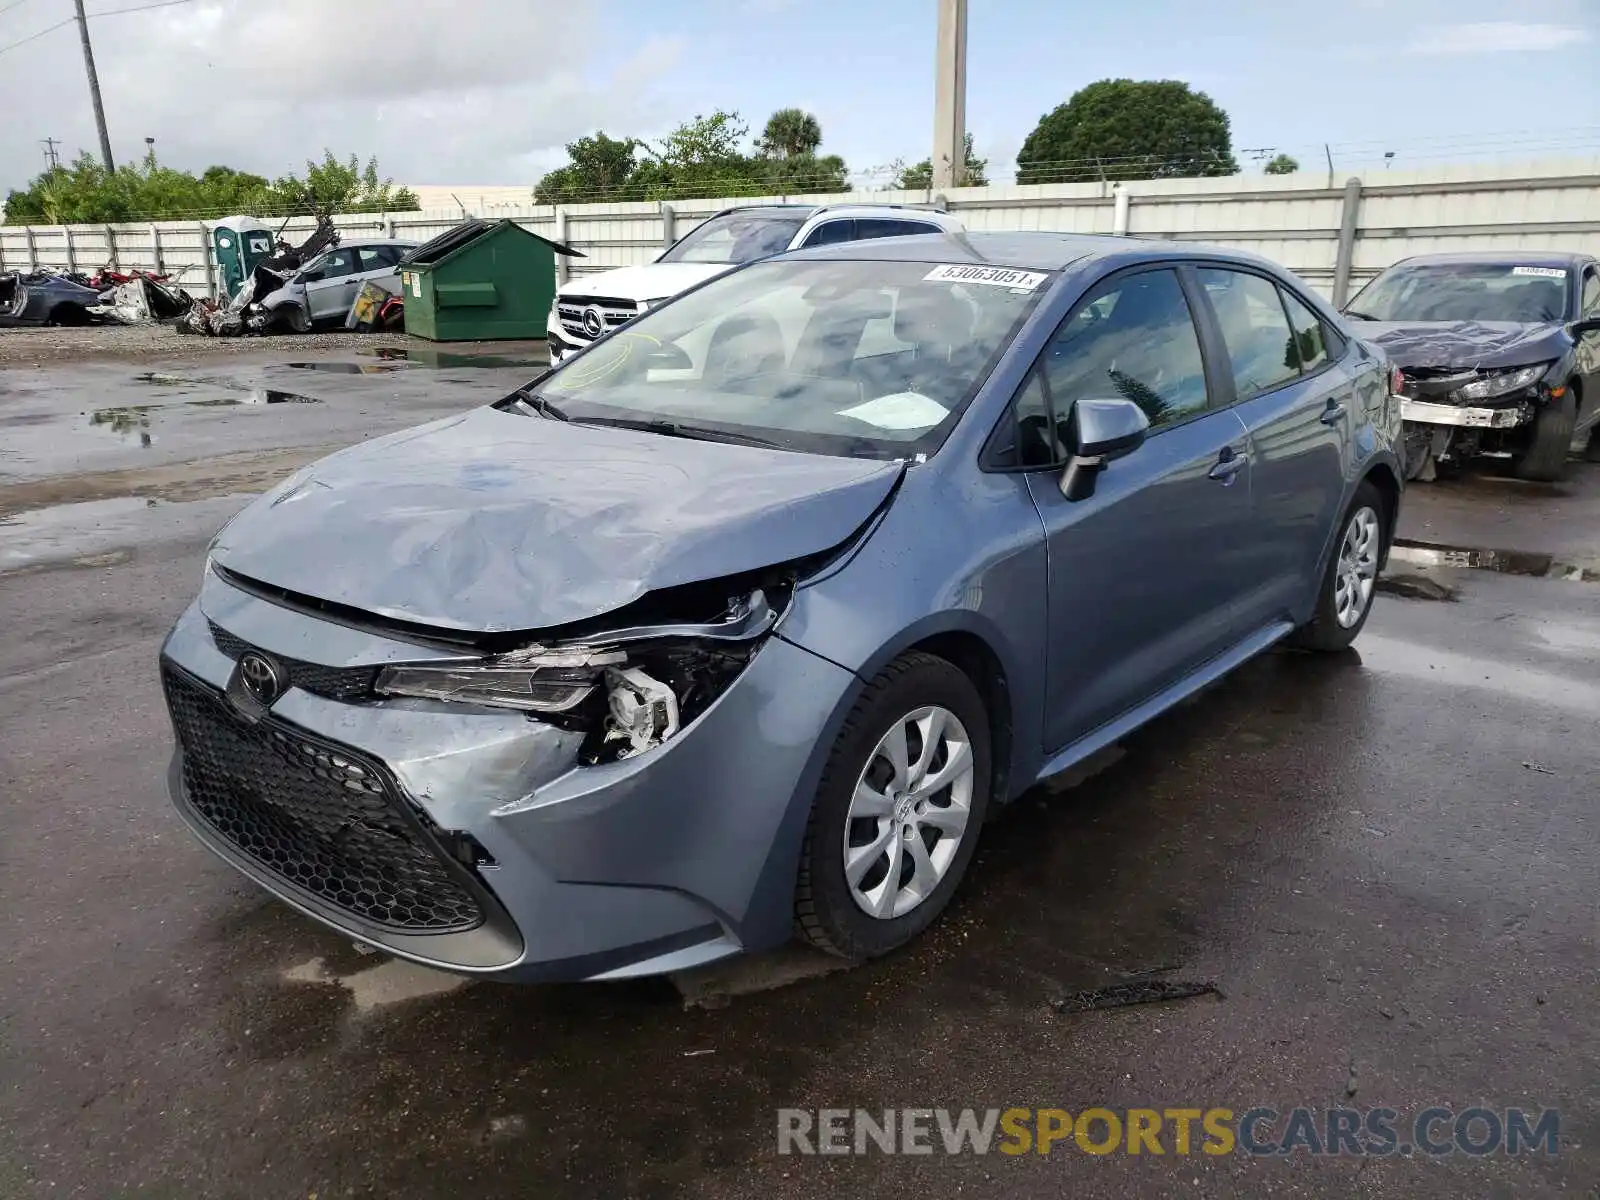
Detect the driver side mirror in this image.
<box><xmin>1059</xmin><ymin>397</ymin><xmax>1150</xmax><ymax>502</ymax></box>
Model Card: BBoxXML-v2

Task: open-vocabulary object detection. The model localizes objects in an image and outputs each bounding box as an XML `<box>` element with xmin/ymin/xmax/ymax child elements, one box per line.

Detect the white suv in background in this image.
<box><xmin>546</xmin><ymin>204</ymin><xmax>965</xmax><ymax>361</ymax></box>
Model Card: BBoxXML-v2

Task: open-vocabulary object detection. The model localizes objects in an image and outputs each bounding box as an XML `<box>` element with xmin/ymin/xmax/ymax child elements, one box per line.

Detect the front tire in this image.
<box><xmin>1512</xmin><ymin>393</ymin><xmax>1575</xmax><ymax>482</ymax></box>
<box><xmin>795</xmin><ymin>652</ymin><xmax>992</xmax><ymax>960</ymax></box>
<box><xmin>1290</xmin><ymin>481</ymin><xmax>1386</xmax><ymax>653</ymax></box>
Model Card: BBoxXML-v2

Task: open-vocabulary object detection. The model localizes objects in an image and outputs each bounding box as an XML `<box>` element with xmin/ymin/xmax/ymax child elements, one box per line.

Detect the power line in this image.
<box><xmin>0</xmin><ymin>0</ymin><xmax>38</xmax><ymax>16</ymax></box>
<box><xmin>0</xmin><ymin>16</ymin><xmax>74</xmax><ymax>57</ymax></box>
<box><xmin>90</xmin><ymin>0</ymin><xmax>198</xmax><ymax>17</ymax></box>
<box><xmin>0</xmin><ymin>0</ymin><xmax>195</xmax><ymax>58</ymax></box>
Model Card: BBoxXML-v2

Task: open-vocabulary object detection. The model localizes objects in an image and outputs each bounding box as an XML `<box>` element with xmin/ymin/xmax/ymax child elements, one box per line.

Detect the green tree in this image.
<box><xmin>3</xmin><ymin>149</ymin><xmax>413</xmax><ymax>224</ymax></box>
<box><xmin>530</xmin><ymin>110</ymin><xmax>852</xmax><ymax>205</ymax></box>
<box><xmin>1016</xmin><ymin>79</ymin><xmax>1239</xmax><ymax>183</ymax></box>
<box><xmin>533</xmin><ymin>132</ymin><xmax>644</xmax><ymax>203</ymax></box>
<box><xmin>267</xmin><ymin>151</ymin><xmax>418</xmax><ymax>216</ymax></box>
<box><xmin>655</xmin><ymin>111</ymin><xmax>750</xmax><ymax>170</ymax></box>
<box><xmin>757</xmin><ymin>108</ymin><xmax>822</xmax><ymax>159</ymax></box>
<box><xmin>1264</xmin><ymin>153</ymin><xmax>1300</xmax><ymax>175</ymax></box>
<box><xmin>891</xmin><ymin>133</ymin><xmax>989</xmax><ymax>189</ymax></box>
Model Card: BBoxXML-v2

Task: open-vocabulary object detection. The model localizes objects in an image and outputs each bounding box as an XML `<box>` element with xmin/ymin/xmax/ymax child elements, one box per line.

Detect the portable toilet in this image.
<box><xmin>398</xmin><ymin>218</ymin><xmax>583</xmax><ymax>342</ymax></box>
<box><xmin>210</xmin><ymin>216</ymin><xmax>276</xmax><ymax>300</ymax></box>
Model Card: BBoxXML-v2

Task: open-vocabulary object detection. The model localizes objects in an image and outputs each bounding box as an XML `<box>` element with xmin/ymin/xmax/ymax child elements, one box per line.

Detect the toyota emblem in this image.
<box><xmin>581</xmin><ymin>306</ymin><xmax>605</xmax><ymax>338</ymax></box>
<box><xmin>237</xmin><ymin>652</ymin><xmax>285</xmax><ymax>706</ymax></box>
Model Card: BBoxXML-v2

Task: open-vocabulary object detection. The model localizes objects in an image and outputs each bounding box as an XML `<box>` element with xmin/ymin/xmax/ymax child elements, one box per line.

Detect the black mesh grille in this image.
<box><xmin>209</xmin><ymin>622</ymin><xmax>376</xmax><ymax>702</ymax></box>
<box><xmin>163</xmin><ymin>665</ymin><xmax>484</xmax><ymax>933</ymax></box>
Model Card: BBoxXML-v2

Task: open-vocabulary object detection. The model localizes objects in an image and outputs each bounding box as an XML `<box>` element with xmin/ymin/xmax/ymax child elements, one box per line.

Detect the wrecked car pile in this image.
<box><xmin>1</xmin><ymin>268</ymin><xmax>108</xmax><ymax>328</ymax></box>
<box><xmin>89</xmin><ymin>274</ymin><xmax>196</xmax><ymax>325</ymax></box>
<box><xmin>2</xmin><ymin>265</ymin><xmax>196</xmax><ymax>329</ymax></box>
<box><xmin>180</xmin><ymin>218</ymin><xmax>341</xmax><ymax>337</ymax></box>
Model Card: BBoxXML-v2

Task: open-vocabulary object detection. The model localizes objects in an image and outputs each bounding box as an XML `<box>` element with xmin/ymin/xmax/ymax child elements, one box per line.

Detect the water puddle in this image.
<box><xmin>0</xmin><ymin>492</ymin><xmax>252</xmax><ymax>571</ymax></box>
<box><xmin>1359</xmin><ymin>634</ymin><xmax>1600</xmax><ymax>714</ymax></box>
<box><xmin>1389</xmin><ymin>539</ymin><xmax>1600</xmax><ymax>583</ymax></box>
<box><xmin>355</xmin><ymin>347</ymin><xmax>546</xmax><ymax>370</ymax></box>
<box><xmin>87</xmin><ymin>390</ymin><xmax>320</xmax><ymax>446</ymax></box>
<box><xmin>284</xmin><ymin>361</ymin><xmax>407</xmax><ymax>375</ymax></box>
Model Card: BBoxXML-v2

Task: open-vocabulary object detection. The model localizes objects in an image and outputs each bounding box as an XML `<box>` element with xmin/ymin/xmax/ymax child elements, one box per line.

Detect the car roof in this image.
<box><xmin>338</xmin><ymin>237</ymin><xmax>419</xmax><ymax>248</ymax></box>
<box><xmin>780</xmin><ymin>230</ymin><xmax>1273</xmax><ymax>273</ymax></box>
<box><xmin>1392</xmin><ymin>250</ymin><xmax>1591</xmax><ymax>269</ymax></box>
<box><xmin>805</xmin><ymin>204</ymin><xmax>962</xmax><ymax>226</ymax></box>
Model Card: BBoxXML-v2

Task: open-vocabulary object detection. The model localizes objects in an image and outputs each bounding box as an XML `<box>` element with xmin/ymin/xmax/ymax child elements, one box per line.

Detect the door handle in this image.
<box><xmin>1320</xmin><ymin>401</ymin><xmax>1348</xmax><ymax>426</ymax></box>
<box><xmin>1208</xmin><ymin>446</ymin><xmax>1246</xmax><ymax>482</ymax></box>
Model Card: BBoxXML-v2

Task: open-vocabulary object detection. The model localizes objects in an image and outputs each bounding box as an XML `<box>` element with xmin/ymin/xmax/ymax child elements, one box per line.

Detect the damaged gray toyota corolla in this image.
<box><xmin>160</xmin><ymin>232</ymin><xmax>1402</xmax><ymax>981</ymax></box>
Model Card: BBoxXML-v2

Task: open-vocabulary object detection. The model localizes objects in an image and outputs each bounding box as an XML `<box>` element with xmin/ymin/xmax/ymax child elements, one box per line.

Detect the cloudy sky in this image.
<box><xmin>0</xmin><ymin>0</ymin><xmax>1595</xmax><ymax>198</ymax></box>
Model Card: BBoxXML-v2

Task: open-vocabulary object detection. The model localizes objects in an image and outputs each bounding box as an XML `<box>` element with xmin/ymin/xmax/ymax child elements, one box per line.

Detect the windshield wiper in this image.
<box><xmin>1343</xmin><ymin>309</ymin><xmax>1378</xmax><ymax>321</ymax></box>
<box><xmin>574</xmin><ymin>416</ymin><xmax>786</xmax><ymax>450</ymax></box>
<box><xmin>507</xmin><ymin>387</ymin><xmax>569</xmax><ymax>421</ymax></box>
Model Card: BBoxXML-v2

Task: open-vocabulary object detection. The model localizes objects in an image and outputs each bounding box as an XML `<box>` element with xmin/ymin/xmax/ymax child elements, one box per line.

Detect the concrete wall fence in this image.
<box><xmin>4</xmin><ymin>157</ymin><xmax>1598</xmax><ymax>308</ymax></box>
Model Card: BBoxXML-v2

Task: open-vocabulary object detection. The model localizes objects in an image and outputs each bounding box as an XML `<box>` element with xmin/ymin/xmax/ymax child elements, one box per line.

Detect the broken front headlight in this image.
<box><xmin>375</xmin><ymin>647</ymin><xmax>625</xmax><ymax>713</ymax></box>
<box><xmin>1452</xmin><ymin>362</ymin><xmax>1550</xmax><ymax>402</ymax></box>
<box><xmin>374</xmin><ymin>588</ymin><xmax>782</xmax><ymax>762</ymax></box>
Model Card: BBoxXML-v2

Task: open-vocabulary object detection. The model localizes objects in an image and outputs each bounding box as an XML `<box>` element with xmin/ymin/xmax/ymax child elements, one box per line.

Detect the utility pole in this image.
<box><xmin>73</xmin><ymin>0</ymin><xmax>115</xmax><ymax>172</ymax></box>
<box><xmin>932</xmin><ymin>0</ymin><xmax>967</xmax><ymax>190</ymax></box>
<box><xmin>41</xmin><ymin>138</ymin><xmax>62</xmax><ymax>170</ymax></box>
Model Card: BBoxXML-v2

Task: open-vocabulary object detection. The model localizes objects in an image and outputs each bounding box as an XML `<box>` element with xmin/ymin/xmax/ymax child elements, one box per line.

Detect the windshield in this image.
<box><xmin>525</xmin><ymin>258</ymin><xmax>1049</xmax><ymax>459</ymax></box>
<box><xmin>1347</xmin><ymin>263</ymin><xmax>1569</xmax><ymax>323</ymax></box>
<box><xmin>658</xmin><ymin>210</ymin><xmax>810</xmax><ymax>265</ymax></box>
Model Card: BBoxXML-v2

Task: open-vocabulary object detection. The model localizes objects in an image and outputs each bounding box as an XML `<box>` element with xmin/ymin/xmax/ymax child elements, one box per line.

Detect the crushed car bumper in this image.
<box><xmin>158</xmin><ymin>576</ymin><xmax>855</xmax><ymax>982</ymax></box>
<box><xmin>1400</xmin><ymin>399</ymin><xmax>1530</xmax><ymax>429</ymax></box>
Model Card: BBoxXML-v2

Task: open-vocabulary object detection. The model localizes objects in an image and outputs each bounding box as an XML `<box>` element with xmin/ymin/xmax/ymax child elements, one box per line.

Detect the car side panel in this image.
<box><xmin>1228</xmin><ymin>364</ymin><xmax>1354</xmax><ymax>630</ymax></box>
<box><xmin>776</xmin><ymin>463</ymin><xmax>1053</xmax><ymax>806</ymax></box>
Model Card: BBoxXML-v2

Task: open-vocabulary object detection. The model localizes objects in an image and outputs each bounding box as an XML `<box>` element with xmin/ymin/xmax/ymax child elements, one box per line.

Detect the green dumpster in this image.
<box><xmin>397</xmin><ymin>218</ymin><xmax>583</xmax><ymax>342</ymax></box>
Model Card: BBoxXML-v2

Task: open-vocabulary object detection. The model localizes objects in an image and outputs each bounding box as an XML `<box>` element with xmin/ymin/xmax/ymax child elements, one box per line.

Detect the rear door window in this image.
<box><xmin>800</xmin><ymin>220</ymin><xmax>857</xmax><ymax>248</ymax></box>
<box><xmin>1198</xmin><ymin>268</ymin><xmax>1301</xmax><ymax>400</ymax></box>
<box><xmin>356</xmin><ymin>246</ymin><xmax>395</xmax><ymax>273</ymax></box>
<box><xmin>855</xmin><ymin>218</ymin><xmax>942</xmax><ymax>240</ymax></box>
<box><xmin>1279</xmin><ymin>288</ymin><xmax>1331</xmax><ymax>374</ymax></box>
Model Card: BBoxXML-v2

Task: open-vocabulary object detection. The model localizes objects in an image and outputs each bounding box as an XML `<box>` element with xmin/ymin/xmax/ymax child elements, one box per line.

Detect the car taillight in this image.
<box><xmin>1388</xmin><ymin>366</ymin><xmax>1405</xmax><ymax>396</ymax></box>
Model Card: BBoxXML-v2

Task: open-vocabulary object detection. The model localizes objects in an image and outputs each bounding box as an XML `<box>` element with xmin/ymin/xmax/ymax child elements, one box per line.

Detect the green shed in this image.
<box><xmin>397</xmin><ymin>219</ymin><xmax>583</xmax><ymax>342</ymax></box>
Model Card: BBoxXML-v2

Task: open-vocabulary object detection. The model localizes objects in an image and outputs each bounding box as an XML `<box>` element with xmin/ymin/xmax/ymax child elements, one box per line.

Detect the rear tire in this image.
<box><xmin>1512</xmin><ymin>393</ymin><xmax>1575</xmax><ymax>482</ymax></box>
<box><xmin>1290</xmin><ymin>480</ymin><xmax>1387</xmax><ymax>653</ymax></box>
<box><xmin>795</xmin><ymin>652</ymin><xmax>991</xmax><ymax>960</ymax></box>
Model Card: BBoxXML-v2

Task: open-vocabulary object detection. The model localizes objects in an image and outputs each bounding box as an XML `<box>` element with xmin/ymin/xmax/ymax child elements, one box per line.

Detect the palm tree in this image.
<box><xmin>758</xmin><ymin>109</ymin><xmax>823</xmax><ymax>160</ymax></box>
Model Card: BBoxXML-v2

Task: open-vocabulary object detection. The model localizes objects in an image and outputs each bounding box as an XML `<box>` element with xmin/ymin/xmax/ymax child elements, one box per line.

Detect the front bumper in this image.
<box><xmin>545</xmin><ymin>318</ymin><xmax>590</xmax><ymax>363</ymax></box>
<box><xmin>1400</xmin><ymin>398</ymin><xmax>1530</xmax><ymax>429</ymax></box>
<box><xmin>160</xmin><ymin>574</ymin><xmax>856</xmax><ymax>982</ymax></box>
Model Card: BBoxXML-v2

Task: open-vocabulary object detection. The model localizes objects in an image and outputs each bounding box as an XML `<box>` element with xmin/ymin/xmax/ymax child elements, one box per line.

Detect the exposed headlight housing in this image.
<box><xmin>376</xmin><ymin>646</ymin><xmax>625</xmax><ymax>713</ymax></box>
<box><xmin>374</xmin><ymin>588</ymin><xmax>782</xmax><ymax>762</ymax></box>
<box><xmin>1452</xmin><ymin>362</ymin><xmax>1550</xmax><ymax>402</ymax></box>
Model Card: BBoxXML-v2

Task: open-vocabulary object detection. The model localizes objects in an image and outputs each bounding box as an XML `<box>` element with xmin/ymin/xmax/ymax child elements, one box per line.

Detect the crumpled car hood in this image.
<box><xmin>211</xmin><ymin>406</ymin><xmax>902</xmax><ymax>633</ymax></box>
<box><xmin>1359</xmin><ymin>320</ymin><xmax>1571</xmax><ymax>371</ymax></box>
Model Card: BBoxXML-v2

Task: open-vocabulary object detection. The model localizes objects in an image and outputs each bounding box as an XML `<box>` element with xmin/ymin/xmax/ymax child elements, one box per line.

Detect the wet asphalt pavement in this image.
<box><xmin>2</xmin><ymin>340</ymin><xmax>1597</xmax><ymax>1198</ymax></box>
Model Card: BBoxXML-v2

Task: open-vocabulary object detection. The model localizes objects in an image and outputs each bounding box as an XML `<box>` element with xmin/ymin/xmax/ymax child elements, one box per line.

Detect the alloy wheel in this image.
<box><xmin>1334</xmin><ymin>505</ymin><xmax>1380</xmax><ymax>628</ymax></box>
<box><xmin>843</xmin><ymin>705</ymin><xmax>976</xmax><ymax>920</ymax></box>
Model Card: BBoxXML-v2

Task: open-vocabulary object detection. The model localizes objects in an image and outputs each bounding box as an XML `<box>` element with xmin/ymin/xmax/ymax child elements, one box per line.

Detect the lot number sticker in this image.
<box><xmin>1511</xmin><ymin>266</ymin><xmax>1566</xmax><ymax>278</ymax></box>
<box><xmin>924</xmin><ymin>264</ymin><xmax>1048</xmax><ymax>291</ymax></box>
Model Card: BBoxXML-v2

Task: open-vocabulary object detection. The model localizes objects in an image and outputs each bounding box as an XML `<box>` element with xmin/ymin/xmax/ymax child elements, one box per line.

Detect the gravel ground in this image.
<box><xmin>0</xmin><ymin>322</ymin><xmax>416</xmax><ymax>365</ymax></box>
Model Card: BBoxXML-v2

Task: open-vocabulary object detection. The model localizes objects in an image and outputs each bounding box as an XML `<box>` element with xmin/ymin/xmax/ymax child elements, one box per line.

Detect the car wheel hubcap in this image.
<box><xmin>1333</xmin><ymin>505</ymin><xmax>1380</xmax><ymax>628</ymax></box>
<box><xmin>843</xmin><ymin>705</ymin><xmax>975</xmax><ymax>920</ymax></box>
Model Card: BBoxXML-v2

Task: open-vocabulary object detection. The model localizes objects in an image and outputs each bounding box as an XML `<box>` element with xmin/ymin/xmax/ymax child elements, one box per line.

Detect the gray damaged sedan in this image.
<box><xmin>160</xmin><ymin>232</ymin><xmax>1403</xmax><ymax>981</ymax></box>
